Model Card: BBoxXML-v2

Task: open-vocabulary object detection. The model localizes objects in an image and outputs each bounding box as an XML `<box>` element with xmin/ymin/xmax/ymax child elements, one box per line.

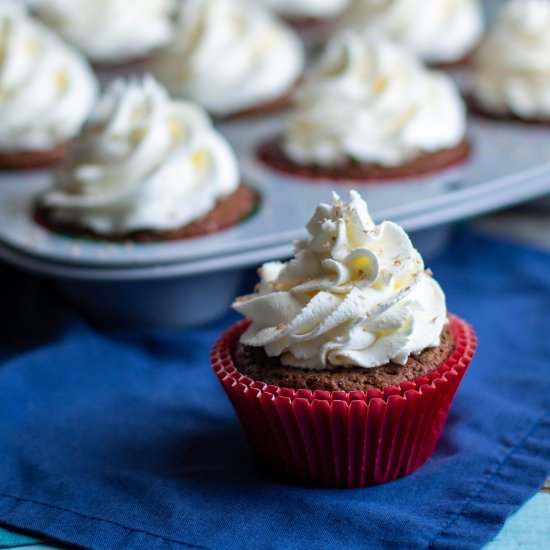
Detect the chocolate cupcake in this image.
<box><xmin>212</xmin><ymin>191</ymin><xmax>476</xmax><ymax>487</ymax></box>
<box><xmin>234</xmin><ymin>323</ymin><xmax>456</xmax><ymax>392</ymax></box>
<box><xmin>471</xmin><ymin>0</ymin><xmax>550</xmax><ymax>124</ymax></box>
<box><xmin>152</xmin><ymin>0</ymin><xmax>305</xmax><ymax>121</ymax></box>
<box><xmin>338</xmin><ymin>0</ymin><xmax>483</xmax><ymax>68</ymax></box>
<box><xmin>31</xmin><ymin>0</ymin><xmax>175</xmax><ymax>69</ymax></box>
<box><xmin>36</xmin><ymin>76</ymin><xmax>257</xmax><ymax>242</ymax></box>
<box><xmin>257</xmin><ymin>31</ymin><xmax>471</xmax><ymax>183</ymax></box>
<box><xmin>0</xmin><ymin>3</ymin><xmax>97</xmax><ymax>170</ymax></box>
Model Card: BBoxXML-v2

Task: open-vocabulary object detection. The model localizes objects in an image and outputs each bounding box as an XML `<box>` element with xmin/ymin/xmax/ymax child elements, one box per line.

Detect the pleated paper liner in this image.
<box><xmin>211</xmin><ymin>315</ymin><xmax>477</xmax><ymax>488</ymax></box>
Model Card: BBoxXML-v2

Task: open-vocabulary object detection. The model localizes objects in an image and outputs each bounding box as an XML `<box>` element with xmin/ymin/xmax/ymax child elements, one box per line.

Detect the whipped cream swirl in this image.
<box><xmin>41</xmin><ymin>76</ymin><xmax>240</xmax><ymax>234</ymax></box>
<box><xmin>234</xmin><ymin>191</ymin><xmax>447</xmax><ymax>369</ymax></box>
<box><xmin>473</xmin><ymin>0</ymin><xmax>550</xmax><ymax>120</ymax></box>
<box><xmin>0</xmin><ymin>3</ymin><xmax>97</xmax><ymax>151</ymax></box>
<box><xmin>284</xmin><ymin>32</ymin><xmax>466</xmax><ymax>167</ymax></box>
<box><xmin>153</xmin><ymin>0</ymin><xmax>305</xmax><ymax>117</ymax></box>
<box><xmin>32</xmin><ymin>0</ymin><xmax>175</xmax><ymax>63</ymax></box>
<box><xmin>339</xmin><ymin>0</ymin><xmax>483</xmax><ymax>64</ymax></box>
<box><xmin>262</xmin><ymin>0</ymin><xmax>349</xmax><ymax>19</ymax></box>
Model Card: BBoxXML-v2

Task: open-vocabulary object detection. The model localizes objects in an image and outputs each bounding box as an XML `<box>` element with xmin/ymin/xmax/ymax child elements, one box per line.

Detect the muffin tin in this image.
<box><xmin>2</xmin><ymin>113</ymin><xmax>550</xmax><ymax>269</ymax></box>
<box><xmin>1</xmin><ymin>109</ymin><xmax>550</xmax><ymax>327</ymax></box>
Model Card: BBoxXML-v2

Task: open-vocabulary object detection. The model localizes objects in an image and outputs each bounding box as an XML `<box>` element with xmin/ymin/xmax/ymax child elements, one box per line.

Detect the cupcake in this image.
<box><xmin>212</xmin><ymin>191</ymin><xmax>476</xmax><ymax>487</ymax></box>
<box><xmin>0</xmin><ymin>3</ymin><xmax>97</xmax><ymax>170</ymax></box>
<box><xmin>31</xmin><ymin>0</ymin><xmax>175</xmax><ymax>68</ymax></box>
<box><xmin>339</xmin><ymin>0</ymin><xmax>483</xmax><ymax>67</ymax></box>
<box><xmin>257</xmin><ymin>32</ymin><xmax>470</xmax><ymax>183</ymax></box>
<box><xmin>261</xmin><ymin>0</ymin><xmax>350</xmax><ymax>31</ymax></box>
<box><xmin>152</xmin><ymin>0</ymin><xmax>305</xmax><ymax>121</ymax></box>
<box><xmin>35</xmin><ymin>76</ymin><xmax>257</xmax><ymax>242</ymax></box>
<box><xmin>471</xmin><ymin>0</ymin><xmax>550</xmax><ymax>123</ymax></box>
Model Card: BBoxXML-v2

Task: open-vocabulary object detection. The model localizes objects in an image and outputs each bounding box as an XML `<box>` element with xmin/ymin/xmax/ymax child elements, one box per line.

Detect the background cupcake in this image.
<box><xmin>0</xmin><ymin>3</ymin><xmax>97</xmax><ymax>170</ymax></box>
<box><xmin>31</xmin><ymin>0</ymin><xmax>175</xmax><ymax>68</ymax></box>
<box><xmin>471</xmin><ymin>0</ymin><xmax>550</xmax><ymax>123</ymax></box>
<box><xmin>152</xmin><ymin>0</ymin><xmax>305</xmax><ymax>120</ymax></box>
<box><xmin>36</xmin><ymin>76</ymin><xmax>256</xmax><ymax>242</ymax></box>
<box><xmin>258</xmin><ymin>31</ymin><xmax>470</xmax><ymax>182</ymax></box>
<box><xmin>339</xmin><ymin>0</ymin><xmax>483</xmax><ymax>67</ymax></box>
<box><xmin>212</xmin><ymin>190</ymin><xmax>476</xmax><ymax>487</ymax></box>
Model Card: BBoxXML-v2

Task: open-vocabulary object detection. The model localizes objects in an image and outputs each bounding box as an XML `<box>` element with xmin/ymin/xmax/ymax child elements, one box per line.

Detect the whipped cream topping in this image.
<box><xmin>41</xmin><ymin>76</ymin><xmax>240</xmax><ymax>235</ymax></box>
<box><xmin>262</xmin><ymin>0</ymin><xmax>349</xmax><ymax>19</ymax></box>
<box><xmin>339</xmin><ymin>0</ymin><xmax>483</xmax><ymax>64</ymax></box>
<box><xmin>473</xmin><ymin>0</ymin><xmax>550</xmax><ymax>120</ymax></box>
<box><xmin>153</xmin><ymin>0</ymin><xmax>305</xmax><ymax>117</ymax></box>
<box><xmin>0</xmin><ymin>3</ymin><xmax>97</xmax><ymax>151</ymax></box>
<box><xmin>284</xmin><ymin>32</ymin><xmax>466</xmax><ymax>168</ymax></box>
<box><xmin>234</xmin><ymin>191</ymin><xmax>447</xmax><ymax>369</ymax></box>
<box><xmin>32</xmin><ymin>0</ymin><xmax>174</xmax><ymax>63</ymax></box>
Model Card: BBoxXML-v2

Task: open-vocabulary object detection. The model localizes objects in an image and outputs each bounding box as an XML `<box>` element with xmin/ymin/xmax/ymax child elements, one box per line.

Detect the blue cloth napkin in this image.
<box><xmin>0</xmin><ymin>230</ymin><xmax>549</xmax><ymax>550</ymax></box>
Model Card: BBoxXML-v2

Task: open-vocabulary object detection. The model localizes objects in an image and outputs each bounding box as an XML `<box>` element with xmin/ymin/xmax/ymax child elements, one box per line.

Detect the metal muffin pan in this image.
<box><xmin>2</xmin><ymin>156</ymin><xmax>550</xmax><ymax>328</ymax></box>
<box><xmin>2</xmin><ymin>113</ymin><xmax>550</xmax><ymax>269</ymax></box>
<box><xmin>0</xmin><ymin>226</ymin><xmax>450</xmax><ymax>328</ymax></box>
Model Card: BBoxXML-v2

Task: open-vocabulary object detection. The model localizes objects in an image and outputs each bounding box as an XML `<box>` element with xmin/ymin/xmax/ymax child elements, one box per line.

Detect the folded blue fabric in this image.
<box><xmin>0</xmin><ymin>230</ymin><xmax>549</xmax><ymax>550</ymax></box>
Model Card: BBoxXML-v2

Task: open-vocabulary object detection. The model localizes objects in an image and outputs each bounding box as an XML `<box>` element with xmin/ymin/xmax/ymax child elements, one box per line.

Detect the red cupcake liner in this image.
<box><xmin>211</xmin><ymin>315</ymin><xmax>477</xmax><ymax>488</ymax></box>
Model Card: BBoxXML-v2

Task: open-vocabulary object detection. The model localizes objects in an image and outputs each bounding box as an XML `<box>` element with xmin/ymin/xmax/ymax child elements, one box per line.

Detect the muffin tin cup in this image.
<box><xmin>54</xmin><ymin>268</ymin><xmax>246</xmax><ymax>328</ymax></box>
<box><xmin>0</xmin><ymin>237</ymin><xmax>252</xmax><ymax>328</ymax></box>
<box><xmin>211</xmin><ymin>315</ymin><xmax>477</xmax><ymax>488</ymax></box>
